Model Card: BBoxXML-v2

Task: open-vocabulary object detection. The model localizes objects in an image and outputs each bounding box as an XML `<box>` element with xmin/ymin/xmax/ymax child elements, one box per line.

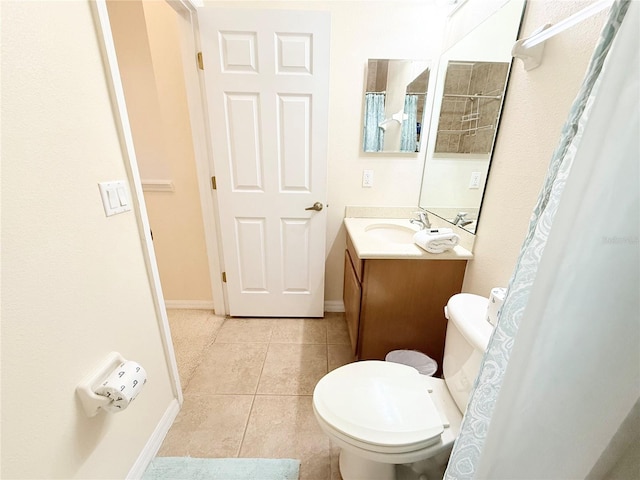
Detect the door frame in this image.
<box><xmin>95</xmin><ymin>0</ymin><xmax>228</xmax><ymax>319</ymax></box>
<box><xmin>91</xmin><ymin>0</ymin><xmax>184</xmax><ymax>404</ymax></box>
<box><xmin>165</xmin><ymin>0</ymin><xmax>227</xmax><ymax>316</ymax></box>
<box><xmin>90</xmin><ymin>0</ymin><xmax>231</xmax><ymax>405</ymax></box>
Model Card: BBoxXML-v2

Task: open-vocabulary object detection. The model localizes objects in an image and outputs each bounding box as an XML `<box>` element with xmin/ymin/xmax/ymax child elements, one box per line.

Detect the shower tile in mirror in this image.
<box><xmin>435</xmin><ymin>61</ymin><xmax>509</xmax><ymax>155</ymax></box>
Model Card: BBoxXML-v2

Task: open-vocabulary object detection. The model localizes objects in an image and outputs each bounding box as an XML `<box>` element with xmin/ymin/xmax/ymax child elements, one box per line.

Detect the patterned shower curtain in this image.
<box><xmin>445</xmin><ymin>1</ymin><xmax>633</xmax><ymax>478</ymax></box>
<box><xmin>362</xmin><ymin>93</ymin><xmax>385</xmax><ymax>152</ymax></box>
<box><xmin>400</xmin><ymin>94</ymin><xmax>418</xmax><ymax>152</ymax></box>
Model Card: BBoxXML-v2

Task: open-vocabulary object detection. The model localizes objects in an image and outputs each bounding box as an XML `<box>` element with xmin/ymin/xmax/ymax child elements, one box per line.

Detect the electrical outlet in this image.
<box><xmin>362</xmin><ymin>169</ymin><xmax>374</xmax><ymax>188</ymax></box>
<box><xmin>469</xmin><ymin>171</ymin><xmax>481</xmax><ymax>189</ymax></box>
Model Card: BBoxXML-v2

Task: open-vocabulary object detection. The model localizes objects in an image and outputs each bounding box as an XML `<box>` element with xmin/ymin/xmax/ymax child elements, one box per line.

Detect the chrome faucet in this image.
<box><xmin>452</xmin><ymin>212</ymin><xmax>473</xmax><ymax>227</ymax></box>
<box><xmin>410</xmin><ymin>211</ymin><xmax>431</xmax><ymax>230</ymax></box>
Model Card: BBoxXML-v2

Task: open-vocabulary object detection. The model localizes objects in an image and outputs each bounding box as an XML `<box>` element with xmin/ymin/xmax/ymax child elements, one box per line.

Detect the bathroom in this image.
<box><xmin>102</xmin><ymin>0</ymin><xmax>563</xmax><ymax>316</ymax></box>
<box><xmin>1</xmin><ymin>0</ymin><xmax>638</xmax><ymax>479</ymax></box>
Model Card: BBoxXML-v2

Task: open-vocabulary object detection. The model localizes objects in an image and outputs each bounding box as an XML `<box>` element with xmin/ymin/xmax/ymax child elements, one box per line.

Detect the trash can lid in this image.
<box><xmin>385</xmin><ymin>350</ymin><xmax>438</xmax><ymax>376</ymax></box>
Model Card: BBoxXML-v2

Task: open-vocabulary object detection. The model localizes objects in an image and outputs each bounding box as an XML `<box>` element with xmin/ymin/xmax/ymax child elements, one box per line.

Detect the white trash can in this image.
<box><xmin>385</xmin><ymin>350</ymin><xmax>438</xmax><ymax>376</ymax></box>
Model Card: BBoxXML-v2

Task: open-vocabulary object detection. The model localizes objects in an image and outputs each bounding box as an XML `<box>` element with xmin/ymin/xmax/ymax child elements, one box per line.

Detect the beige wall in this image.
<box><xmin>318</xmin><ymin>1</ymin><xmax>445</xmax><ymax>303</ymax></box>
<box><xmin>108</xmin><ymin>0</ymin><xmax>213</xmax><ymax>304</ymax></box>
<box><xmin>1</xmin><ymin>2</ymin><xmax>176</xmax><ymax>478</ymax></box>
<box><xmin>462</xmin><ymin>0</ymin><xmax>608</xmax><ymax>295</ymax></box>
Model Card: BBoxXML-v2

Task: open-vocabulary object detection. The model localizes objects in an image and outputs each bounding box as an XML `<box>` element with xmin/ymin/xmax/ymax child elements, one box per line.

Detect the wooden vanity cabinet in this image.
<box><xmin>344</xmin><ymin>235</ymin><xmax>467</xmax><ymax>377</ymax></box>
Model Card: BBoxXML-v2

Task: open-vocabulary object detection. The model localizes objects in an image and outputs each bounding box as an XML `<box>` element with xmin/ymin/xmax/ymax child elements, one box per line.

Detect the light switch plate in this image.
<box><xmin>98</xmin><ymin>180</ymin><xmax>131</xmax><ymax>217</ymax></box>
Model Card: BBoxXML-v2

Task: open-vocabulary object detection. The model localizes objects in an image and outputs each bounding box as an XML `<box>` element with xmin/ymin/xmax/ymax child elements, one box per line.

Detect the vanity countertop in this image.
<box><xmin>344</xmin><ymin>217</ymin><xmax>473</xmax><ymax>260</ymax></box>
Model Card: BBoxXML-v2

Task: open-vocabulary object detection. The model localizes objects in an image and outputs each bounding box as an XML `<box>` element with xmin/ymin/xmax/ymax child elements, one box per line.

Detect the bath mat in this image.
<box><xmin>142</xmin><ymin>457</ymin><xmax>300</xmax><ymax>480</ymax></box>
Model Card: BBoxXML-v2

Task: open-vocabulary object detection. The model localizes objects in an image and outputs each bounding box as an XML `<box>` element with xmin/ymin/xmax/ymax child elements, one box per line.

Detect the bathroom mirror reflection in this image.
<box><xmin>419</xmin><ymin>0</ymin><xmax>525</xmax><ymax>233</ymax></box>
<box><xmin>434</xmin><ymin>61</ymin><xmax>509</xmax><ymax>155</ymax></box>
<box><xmin>362</xmin><ymin>59</ymin><xmax>432</xmax><ymax>154</ymax></box>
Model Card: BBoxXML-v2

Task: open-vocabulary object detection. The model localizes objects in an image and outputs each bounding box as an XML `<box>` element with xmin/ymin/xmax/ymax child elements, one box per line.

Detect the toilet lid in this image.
<box><xmin>313</xmin><ymin>361</ymin><xmax>444</xmax><ymax>448</ymax></box>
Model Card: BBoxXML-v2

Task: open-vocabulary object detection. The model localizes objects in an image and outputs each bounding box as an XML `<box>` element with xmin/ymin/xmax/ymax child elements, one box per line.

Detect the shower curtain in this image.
<box><xmin>362</xmin><ymin>93</ymin><xmax>385</xmax><ymax>152</ymax></box>
<box><xmin>445</xmin><ymin>1</ymin><xmax>637</xmax><ymax>478</ymax></box>
<box><xmin>400</xmin><ymin>94</ymin><xmax>418</xmax><ymax>152</ymax></box>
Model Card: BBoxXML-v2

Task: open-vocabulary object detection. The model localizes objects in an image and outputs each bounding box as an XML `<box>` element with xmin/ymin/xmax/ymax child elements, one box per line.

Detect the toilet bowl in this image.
<box><xmin>312</xmin><ymin>293</ymin><xmax>494</xmax><ymax>480</ymax></box>
<box><xmin>313</xmin><ymin>361</ymin><xmax>463</xmax><ymax>480</ymax></box>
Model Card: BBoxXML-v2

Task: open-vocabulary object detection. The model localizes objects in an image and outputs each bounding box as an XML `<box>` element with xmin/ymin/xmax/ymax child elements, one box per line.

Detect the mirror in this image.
<box><xmin>434</xmin><ymin>61</ymin><xmax>509</xmax><ymax>155</ymax></box>
<box><xmin>362</xmin><ymin>59</ymin><xmax>432</xmax><ymax>153</ymax></box>
<box><xmin>419</xmin><ymin>0</ymin><xmax>525</xmax><ymax>233</ymax></box>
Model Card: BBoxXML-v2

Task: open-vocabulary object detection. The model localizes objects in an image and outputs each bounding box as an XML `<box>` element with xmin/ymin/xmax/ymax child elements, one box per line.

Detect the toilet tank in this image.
<box><xmin>443</xmin><ymin>293</ymin><xmax>494</xmax><ymax>413</ymax></box>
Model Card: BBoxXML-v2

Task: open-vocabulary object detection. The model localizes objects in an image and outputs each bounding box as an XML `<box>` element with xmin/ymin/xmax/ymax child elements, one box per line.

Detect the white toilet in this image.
<box><xmin>313</xmin><ymin>293</ymin><xmax>495</xmax><ymax>480</ymax></box>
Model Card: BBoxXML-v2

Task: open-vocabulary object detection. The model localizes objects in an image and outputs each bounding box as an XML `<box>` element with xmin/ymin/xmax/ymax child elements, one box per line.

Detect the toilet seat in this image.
<box><xmin>313</xmin><ymin>361</ymin><xmax>444</xmax><ymax>453</ymax></box>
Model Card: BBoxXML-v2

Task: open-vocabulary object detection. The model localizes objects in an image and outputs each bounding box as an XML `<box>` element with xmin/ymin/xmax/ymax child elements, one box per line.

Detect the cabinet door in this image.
<box><xmin>359</xmin><ymin>258</ymin><xmax>466</xmax><ymax>375</ymax></box>
<box><xmin>343</xmin><ymin>250</ymin><xmax>362</xmax><ymax>355</ymax></box>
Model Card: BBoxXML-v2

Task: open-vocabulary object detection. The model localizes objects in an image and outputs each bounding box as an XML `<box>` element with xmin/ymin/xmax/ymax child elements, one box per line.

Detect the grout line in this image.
<box><xmin>326</xmin><ymin>330</ymin><xmax>330</xmax><ymax>374</ymax></box>
<box><xmin>237</xmin><ymin>393</ymin><xmax>256</xmax><ymax>458</ymax></box>
<box><xmin>254</xmin><ymin>342</ymin><xmax>270</xmax><ymax>396</ymax></box>
<box><xmin>247</xmin><ymin>392</ymin><xmax>317</xmax><ymax>397</ymax></box>
<box><xmin>238</xmin><ymin>327</ymin><xmax>275</xmax><ymax>456</ymax></box>
<box><xmin>325</xmin><ymin>320</ymin><xmax>329</xmax><ymax>374</ymax></box>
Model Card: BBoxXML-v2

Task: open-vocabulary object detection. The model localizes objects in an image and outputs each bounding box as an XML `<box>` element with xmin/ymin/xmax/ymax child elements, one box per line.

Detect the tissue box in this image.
<box><xmin>486</xmin><ymin>287</ymin><xmax>506</xmax><ymax>326</ymax></box>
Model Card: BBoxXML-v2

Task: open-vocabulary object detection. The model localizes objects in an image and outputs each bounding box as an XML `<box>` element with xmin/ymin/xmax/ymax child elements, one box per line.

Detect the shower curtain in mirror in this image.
<box><xmin>362</xmin><ymin>93</ymin><xmax>385</xmax><ymax>152</ymax></box>
<box><xmin>400</xmin><ymin>94</ymin><xmax>418</xmax><ymax>152</ymax></box>
<box><xmin>445</xmin><ymin>1</ymin><xmax>636</xmax><ymax>478</ymax></box>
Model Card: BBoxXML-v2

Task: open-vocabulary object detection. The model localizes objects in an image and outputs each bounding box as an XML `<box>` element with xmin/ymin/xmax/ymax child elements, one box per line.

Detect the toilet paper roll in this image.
<box><xmin>486</xmin><ymin>287</ymin><xmax>507</xmax><ymax>326</ymax></box>
<box><xmin>95</xmin><ymin>361</ymin><xmax>147</xmax><ymax>413</ymax></box>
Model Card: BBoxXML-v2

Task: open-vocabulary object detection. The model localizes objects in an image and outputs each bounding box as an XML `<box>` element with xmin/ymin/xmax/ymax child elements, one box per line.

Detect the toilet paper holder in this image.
<box><xmin>76</xmin><ymin>351</ymin><xmax>127</xmax><ymax>417</ymax></box>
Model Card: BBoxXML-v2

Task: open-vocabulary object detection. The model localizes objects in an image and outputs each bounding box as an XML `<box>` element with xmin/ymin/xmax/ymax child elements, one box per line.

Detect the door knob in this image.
<box><xmin>305</xmin><ymin>202</ymin><xmax>324</xmax><ymax>212</ymax></box>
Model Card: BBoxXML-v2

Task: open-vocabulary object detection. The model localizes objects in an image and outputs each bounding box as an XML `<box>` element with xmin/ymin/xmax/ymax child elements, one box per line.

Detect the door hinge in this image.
<box><xmin>222</xmin><ymin>272</ymin><xmax>227</xmax><ymax>283</ymax></box>
<box><xmin>197</xmin><ymin>51</ymin><xmax>204</xmax><ymax>70</ymax></box>
<box><xmin>211</xmin><ymin>176</ymin><xmax>217</xmax><ymax>190</ymax></box>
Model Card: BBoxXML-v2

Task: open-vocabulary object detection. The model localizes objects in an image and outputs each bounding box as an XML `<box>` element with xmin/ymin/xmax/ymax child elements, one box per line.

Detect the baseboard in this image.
<box><xmin>164</xmin><ymin>300</ymin><xmax>215</xmax><ymax>310</ymax></box>
<box><xmin>127</xmin><ymin>398</ymin><xmax>181</xmax><ymax>480</ymax></box>
<box><xmin>166</xmin><ymin>299</ymin><xmax>341</xmax><ymax>313</ymax></box>
<box><xmin>324</xmin><ymin>300</ymin><xmax>345</xmax><ymax>313</ymax></box>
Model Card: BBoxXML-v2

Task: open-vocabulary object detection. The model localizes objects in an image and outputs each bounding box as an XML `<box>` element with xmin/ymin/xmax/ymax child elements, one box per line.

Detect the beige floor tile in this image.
<box><xmin>166</xmin><ymin>309</ymin><xmax>225</xmax><ymax>389</ymax></box>
<box><xmin>159</xmin><ymin>312</ymin><xmax>352</xmax><ymax>475</ymax></box>
<box><xmin>328</xmin><ymin>343</ymin><xmax>356</xmax><ymax>372</ymax></box>
<box><xmin>330</xmin><ymin>441</ymin><xmax>343</xmax><ymax>480</ymax></box>
<box><xmin>214</xmin><ymin>318</ymin><xmax>274</xmax><ymax>343</ymax></box>
<box><xmin>271</xmin><ymin>318</ymin><xmax>327</xmax><ymax>344</ymax></box>
<box><xmin>157</xmin><ymin>394</ymin><xmax>253</xmax><ymax>458</ymax></box>
<box><xmin>186</xmin><ymin>343</ymin><xmax>268</xmax><ymax>395</ymax></box>
<box><xmin>326</xmin><ymin>313</ymin><xmax>351</xmax><ymax>345</ymax></box>
<box><xmin>240</xmin><ymin>395</ymin><xmax>331</xmax><ymax>480</ymax></box>
<box><xmin>301</xmin><ymin>453</ymin><xmax>332</xmax><ymax>480</ymax></box>
<box><xmin>257</xmin><ymin>343</ymin><xmax>327</xmax><ymax>395</ymax></box>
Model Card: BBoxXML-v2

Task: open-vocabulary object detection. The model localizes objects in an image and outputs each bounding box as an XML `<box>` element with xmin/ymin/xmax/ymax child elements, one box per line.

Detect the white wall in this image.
<box><xmin>462</xmin><ymin>0</ymin><xmax>609</xmax><ymax>294</ymax></box>
<box><xmin>205</xmin><ymin>1</ymin><xmax>446</xmax><ymax>302</ymax></box>
<box><xmin>1</xmin><ymin>2</ymin><xmax>176</xmax><ymax>478</ymax></box>
<box><xmin>423</xmin><ymin>156</ymin><xmax>489</xmax><ymax>210</ymax></box>
<box><xmin>442</xmin><ymin>0</ymin><xmax>512</xmax><ymax>51</ymax></box>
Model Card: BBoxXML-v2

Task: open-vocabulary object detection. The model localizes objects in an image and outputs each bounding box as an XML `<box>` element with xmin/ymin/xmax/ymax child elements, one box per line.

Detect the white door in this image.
<box><xmin>198</xmin><ymin>9</ymin><xmax>330</xmax><ymax>317</ymax></box>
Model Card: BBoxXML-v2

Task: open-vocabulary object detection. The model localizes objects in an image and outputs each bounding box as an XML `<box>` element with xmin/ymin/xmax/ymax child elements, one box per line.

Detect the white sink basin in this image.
<box><xmin>344</xmin><ymin>217</ymin><xmax>473</xmax><ymax>259</ymax></box>
<box><xmin>364</xmin><ymin>223</ymin><xmax>417</xmax><ymax>244</ymax></box>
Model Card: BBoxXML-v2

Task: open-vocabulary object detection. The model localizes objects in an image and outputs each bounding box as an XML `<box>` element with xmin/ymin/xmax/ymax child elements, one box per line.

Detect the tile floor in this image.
<box><xmin>158</xmin><ymin>309</ymin><xmax>355</xmax><ymax>480</ymax></box>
